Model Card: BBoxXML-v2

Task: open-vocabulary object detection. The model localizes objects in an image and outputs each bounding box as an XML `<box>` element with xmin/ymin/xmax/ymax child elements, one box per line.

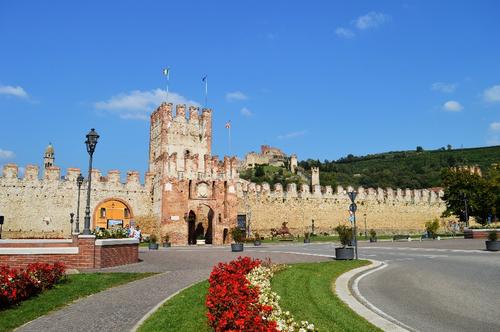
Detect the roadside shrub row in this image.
<box><xmin>0</xmin><ymin>262</ymin><xmax>65</xmax><ymax>308</ymax></box>
<box><xmin>205</xmin><ymin>257</ymin><xmax>315</xmax><ymax>332</ymax></box>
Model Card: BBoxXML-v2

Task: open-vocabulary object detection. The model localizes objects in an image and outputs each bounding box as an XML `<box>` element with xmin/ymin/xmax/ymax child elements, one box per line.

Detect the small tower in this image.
<box><xmin>43</xmin><ymin>143</ymin><xmax>55</xmax><ymax>169</ymax></box>
<box><xmin>290</xmin><ymin>154</ymin><xmax>298</xmax><ymax>174</ymax></box>
<box><xmin>311</xmin><ymin>167</ymin><xmax>320</xmax><ymax>186</ymax></box>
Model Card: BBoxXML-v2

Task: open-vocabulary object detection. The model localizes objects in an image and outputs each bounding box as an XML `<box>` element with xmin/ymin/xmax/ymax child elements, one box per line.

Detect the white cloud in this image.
<box><xmin>487</xmin><ymin>122</ymin><xmax>500</xmax><ymax>145</ymax></box>
<box><xmin>278</xmin><ymin>130</ymin><xmax>307</xmax><ymax>140</ymax></box>
<box><xmin>354</xmin><ymin>12</ymin><xmax>390</xmax><ymax>30</ymax></box>
<box><xmin>431</xmin><ymin>82</ymin><xmax>457</xmax><ymax>93</ymax></box>
<box><xmin>0</xmin><ymin>85</ymin><xmax>28</xmax><ymax>98</ymax></box>
<box><xmin>0</xmin><ymin>149</ymin><xmax>15</xmax><ymax>160</ymax></box>
<box><xmin>226</xmin><ymin>91</ymin><xmax>248</xmax><ymax>102</ymax></box>
<box><xmin>335</xmin><ymin>27</ymin><xmax>355</xmax><ymax>38</ymax></box>
<box><xmin>240</xmin><ymin>107</ymin><xmax>253</xmax><ymax>117</ymax></box>
<box><xmin>443</xmin><ymin>100</ymin><xmax>463</xmax><ymax>112</ymax></box>
<box><xmin>483</xmin><ymin>85</ymin><xmax>500</xmax><ymax>103</ymax></box>
<box><xmin>490</xmin><ymin>122</ymin><xmax>500</xmax><ymax>131</ymax></box>
<box><xmin>94</xmin><ymin>89</ymin><xmax>199</xmax><ymax>120</ymax></box>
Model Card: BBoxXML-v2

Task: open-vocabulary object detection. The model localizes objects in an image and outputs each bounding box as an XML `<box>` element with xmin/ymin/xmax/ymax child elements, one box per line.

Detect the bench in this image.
<box><xmin>392</xmin><ymin>234</ymin><xmax>411</xmax><ymax>242</ymax></box>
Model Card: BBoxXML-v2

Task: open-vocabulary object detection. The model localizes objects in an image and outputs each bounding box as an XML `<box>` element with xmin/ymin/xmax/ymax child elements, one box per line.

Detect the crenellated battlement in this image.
<box><xmin>162</xmin><ymin>152</ymin><xmax>239</xmax><ymax>181</ymax></box>
<box><xmin>237</xmin><ymin>181</ymin><xmax>444</xmax><ymax>205</ymax></box>
<box><xmin>0</xmin><ymin>164</ymin><xmax>153</xmax><ymax>190</ymax></box>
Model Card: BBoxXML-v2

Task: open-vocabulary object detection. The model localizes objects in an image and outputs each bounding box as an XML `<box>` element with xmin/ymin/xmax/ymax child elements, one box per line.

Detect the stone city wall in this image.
<box><xmin>0</xmin><ymin>164</ymin><xmax>154</xmax><ymax>238</ymax></box>
<box><xmin>237</xmin><ymin>182</ymin><xmax>448</xmax><ymax>236</ymax></box>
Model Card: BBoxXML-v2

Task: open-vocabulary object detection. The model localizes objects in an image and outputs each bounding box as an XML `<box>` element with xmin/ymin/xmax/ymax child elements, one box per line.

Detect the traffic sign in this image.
<box><xmin>349</xmin><ymin>203</ymin><xmax>357</xmax><ymax>212</ymax></box>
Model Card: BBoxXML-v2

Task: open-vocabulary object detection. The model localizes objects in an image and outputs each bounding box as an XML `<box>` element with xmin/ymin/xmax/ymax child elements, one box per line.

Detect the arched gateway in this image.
<box><xmin>93</xmin><ymin>198</ymin><xmax>133</xmax><ymax>229</ymax></box>
<box><xmin>187</xmin><ymin>205</ymin><xmax>214</xmax><ymax>245</ymax></box>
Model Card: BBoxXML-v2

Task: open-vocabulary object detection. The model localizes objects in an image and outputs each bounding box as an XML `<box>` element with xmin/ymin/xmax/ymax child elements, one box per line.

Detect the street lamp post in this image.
<box><xmin>70</xmin><ymin>213</ymin><xmax>74</xmax><ymax>235</ymax></box>
<box><xmin>364</xmin><ymin>213</ymin><xmax>367</xmax><ymax>239</ymax></box>
<box><xmin>348</xmin><ymin>191</ymin><xmax>358</xmax><ymax>260</ymax></box>
<box><xmin>463</xmin><ymin>194</ymin><xmax>469</xmax><ymax>228</ymax></box>
<box><xmin>82</xmin><ymin>128</ymin><xmax>99</xmax><ymax>235</ymax></box>
<box><xmin>75</xmin><ymin>173</ymin><xmax>84</xmax><ymax>234</ymax></box>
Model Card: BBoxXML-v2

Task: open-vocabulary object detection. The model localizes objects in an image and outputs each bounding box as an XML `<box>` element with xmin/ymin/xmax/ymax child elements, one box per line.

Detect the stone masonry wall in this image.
<box><xmin>237</xmin><ymin>182</ymin><xmax>448</xmax><ymax>236</ymax></box>
<box><xmin>0</xmin><ymin>164</ymin><xmax>154</xmax><ymax>238</ymax></box>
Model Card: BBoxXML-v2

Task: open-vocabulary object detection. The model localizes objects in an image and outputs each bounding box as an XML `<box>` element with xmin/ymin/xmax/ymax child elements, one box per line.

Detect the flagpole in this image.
<box><xmin>205</xmin><ymin>76</ymin><xmax>208</xmax><ymax>108</ymax></box>
<box><xmin>166</xmin><ymin>70</ymin><xmax>169</xmax><ymax>103</ymax></box>
<box><xmin>228</xmin><ymin>124</ymin><xmax>232</xmax><ymax>155</ymax></box>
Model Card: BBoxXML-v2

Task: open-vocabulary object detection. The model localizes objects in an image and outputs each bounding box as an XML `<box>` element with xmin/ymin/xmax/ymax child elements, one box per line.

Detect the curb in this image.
<box><xmin>334</xmin><ymin>260</ymin><xmax>411</xmax><ymax>332</ymax></box>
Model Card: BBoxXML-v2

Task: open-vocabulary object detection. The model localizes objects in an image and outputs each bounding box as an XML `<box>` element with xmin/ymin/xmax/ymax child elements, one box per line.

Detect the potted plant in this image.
<box><xmin>163</xmin><ymin>234</ymin><xmax>171</xmax><ymax>248</ymax></box>
<box><xmin>425</xmin><ymin>218</ymin><xmax>440</xmax><ymax>239</ymax></box>
<box><xmin>304</xmin><ymin>232</ymin><xmax>311</xmax><ymax>244</ymax></box>
<box><xmin>148</xmin><ymin>234</ymin><xmax>159</xmax><ymax>250</ymax></box>
<box><xmin>231</xmin><ymin>227</ymin><xmax>244</xmax><ymax>252</ymax></box>
<box><xmin>196</xmin><ymin>234</ymin><xmax>206</xmax><ymax>245</ymax></box>
<box><xmin>253</xmin><ymin>232</ymin><xmax>261</xmax><ymax>246</ymax></box>
<box><xmin>369</xmin><ymin>229</ymin><xmax>377</xmax><ymax>243</ymax></box>
<box><xmin>335</xmin><ymin>225</ymin><xmax>354</xmax><ymax>260</ymax></box>
<box><xmin>486</xmin><ymin>231</ymin><xmax>500</xmax><ymax>251</ymax></box>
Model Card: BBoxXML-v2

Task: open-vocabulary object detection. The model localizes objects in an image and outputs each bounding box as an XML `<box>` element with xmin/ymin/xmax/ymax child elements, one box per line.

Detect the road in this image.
<box><xmin>243</xmin><ymin>238</ymin><xmax>500</xmax><ymax>332</ymax></box>
<box><xmin>18</xmin><ymin>238</ymin><xmax>499</xmax><ymax>332</ymax></box>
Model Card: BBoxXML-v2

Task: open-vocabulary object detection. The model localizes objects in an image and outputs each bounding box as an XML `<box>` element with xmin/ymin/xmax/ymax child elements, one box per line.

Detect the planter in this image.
<box><xmin>196</xmin><ymin>239</ymin><xmax>206</xmax><ymax>245</ymax></box>
<box><xmin>231</xmin><ymin>243</ymin><xmax>244</xmax><ymax>252</ymax></box>
<box><xmin>486</xmin><ymin>241</ymin><xmax>500</xmax><ymax>251</ymax></box>
<box><xmin>335</xmin><ymin>247</ymin><xmax>354</xmax><ymax>260</ymax></box>
<box><xmin>254</xmin><ymin>240</ymin><xmax>261</xmax><ymax>246</ymax></box>
<box><xmin>163</xmin><ymin>242</ymin><xmax>171</xmax><ymax>248</ymax></box>
<box><xmin>303</xmin><ymin>239</ymin><xmax>311</xmax><ymax>244</ymax></box>
<box><xmin>148</xmin><ymin>243</ymin><xmax>159</xmax><ymax>250</ymax></box>
<box><xmin>369</xmin><ymin>238</ymin><xmax>377</xmax><ymax>243</ymax></box>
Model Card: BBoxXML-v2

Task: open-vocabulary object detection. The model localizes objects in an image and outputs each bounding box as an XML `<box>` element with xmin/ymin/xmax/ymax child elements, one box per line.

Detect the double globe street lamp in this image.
<box><xmin>82</xmin><ymin>128</ymin><xmax>99</xmax><ymax>235</ymax></box>
<box><xmin>347</xmin><ymin>191</ymin><xmax>359</xmax><ymax>260</ymax></box>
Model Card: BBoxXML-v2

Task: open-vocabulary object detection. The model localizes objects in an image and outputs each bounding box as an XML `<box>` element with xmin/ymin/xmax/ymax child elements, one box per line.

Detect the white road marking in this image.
<box><xmin>352</xmin><ymin>263</ymin><xmax>418</xmax><ymax>331</ymax></box>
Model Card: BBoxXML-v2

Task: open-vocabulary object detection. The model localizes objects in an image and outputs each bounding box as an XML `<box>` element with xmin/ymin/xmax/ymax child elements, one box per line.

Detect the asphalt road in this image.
<box><xmin>242</xmin><ymin>239</ymin><xmax>500</xmax><ymax>332</ymax></box>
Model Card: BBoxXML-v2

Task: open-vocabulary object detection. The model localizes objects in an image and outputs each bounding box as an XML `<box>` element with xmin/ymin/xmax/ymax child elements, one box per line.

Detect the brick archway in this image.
<box><xmin>93</xmin><ymin>198</ymin><xmax>134</xmax><ymax>229</ymax></box>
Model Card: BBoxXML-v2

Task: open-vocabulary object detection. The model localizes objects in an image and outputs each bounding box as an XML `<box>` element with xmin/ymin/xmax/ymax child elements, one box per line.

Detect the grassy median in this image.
<box><xmin>139</xmin><ymin>260</ymin><xmax>380</xmax><ymax>332</ymax></box>
<box><xmin>0</xmin><ymin>273</ymin><xmax>154</xmax><ymax>332</ymax></box>
<box><xmin>271</xmin><ymin>261</ymin><xmax>380</xmax><ymax>331</ymax></box>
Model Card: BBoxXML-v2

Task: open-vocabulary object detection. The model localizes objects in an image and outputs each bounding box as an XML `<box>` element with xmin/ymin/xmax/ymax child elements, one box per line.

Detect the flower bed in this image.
<box><xmin>206</xmin><ymin>257</ymin><xmax>315</xmax><ymax>331</ymax></box>
<box><xmin>0</xmin><ymin>262</ymin><xmax>65</xmax><ymax>308</ymax></box>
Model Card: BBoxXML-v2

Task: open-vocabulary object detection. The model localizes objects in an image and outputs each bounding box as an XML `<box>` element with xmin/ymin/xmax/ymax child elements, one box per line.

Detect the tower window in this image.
<box><xmin>100</xmin><ymin>208</ymin><xmax>106</xmax><ymax>218</ymax></box>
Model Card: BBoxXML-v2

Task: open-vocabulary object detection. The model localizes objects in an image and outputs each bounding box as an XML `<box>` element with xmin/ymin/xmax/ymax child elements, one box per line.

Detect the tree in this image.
<box><xmin>441</xmin><ymin>168</ymin><xmax>497</xmax><ymax>225</ymax></box>
<box><xmin>416</xmin><ymin>146</ymin><xmax>424</xmax><ymax>152</ymax></box>
<box><xmin>447</xmin><ymin>144</ymin><xmax>452</xmax><ymax>151</ymax></box>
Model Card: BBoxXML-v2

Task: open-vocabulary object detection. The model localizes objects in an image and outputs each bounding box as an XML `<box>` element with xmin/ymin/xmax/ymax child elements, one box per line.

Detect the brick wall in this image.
<box><xmin>0</xmin><ymin>236</ymin><xmax>139</xmax><ymax>270</ymax></box>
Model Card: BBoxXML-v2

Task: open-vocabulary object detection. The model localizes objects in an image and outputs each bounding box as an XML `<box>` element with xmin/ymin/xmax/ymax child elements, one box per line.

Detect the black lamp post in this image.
<box><xmin>348</xmin><ymin>191</ymin><xmax>358</xmax><ymax>260</ymax></box>
<box><xmin>75</xmin><ymin>173</ymin><xmax>84</xmax><ymax>233</ymax></box>
<box><xmin>70</xmin><ymin>213</ymin><xmax>74</xmax><ymax>235</ymax></box>
<box><xmin>364</xmin><ymin>213</ymin><xmax>367</xmax><ymax>239</ymax></box>
<box><xmin>83</xmin><ymin>128</ymin><xmax>99</xmax><ymax>235</ymax></box>
<box><xmin>463</xmin><ymin>194</ymin><xmax>469</xmax><ymax>228</ymax></box>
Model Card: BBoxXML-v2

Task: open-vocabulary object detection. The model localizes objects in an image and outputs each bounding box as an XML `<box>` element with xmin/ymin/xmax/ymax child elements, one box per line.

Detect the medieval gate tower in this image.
<box><xmin>148</xmin><ymin>102</ymin><xmax>239</xmax><ymax>245</ymax></box>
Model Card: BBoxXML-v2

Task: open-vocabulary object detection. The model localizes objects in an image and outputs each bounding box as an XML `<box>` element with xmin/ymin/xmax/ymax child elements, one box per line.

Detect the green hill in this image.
<box><xmin>299</xmin><ymin>145</ymin><xmax>500</xmax><ymax>189</ymax></box>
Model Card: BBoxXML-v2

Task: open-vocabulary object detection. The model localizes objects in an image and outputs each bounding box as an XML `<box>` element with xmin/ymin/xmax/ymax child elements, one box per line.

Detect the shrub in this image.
<box><xmin>163</xmin><ymin>234</ymin><xmax>170</xmax><ymax>243</ymax></box>
<box><xmin>254</xmin><ymin>232</ymin><xmax>260</xmax><ymax>241</ymax></box>
<box><xmin>93</xmin><ymin>227</ymin><xmax>128</xmax><ymax>239</ymax></box>
<box><xmin>304</xmin><ymin>232</ymin><xmax>310</xmax><ymax>240</ymax></box>
<box><xmin>488</xmin><ymin>231</ymin><xmax>498</xmax><ymax>241</ymax></box>
<box><xmin>230</xmin><ymin>227</ymin><xmax>245</xmax><ymax>244</ymax></box>
<box><xmin>0</xmin><ymin>262</ymin><xmax>65</xmax><ymax>308</ymax></box>
<box><xmin>425</xmin><ymin>219</ymin><xmax>440</xmax><ymax>239</ymax></box>
<box><xmin>206</xmin><ymin>257</ymin><xmax>277</xmax><ymax>331</ymax></box>
<box><xmin>369</xmin><ymin>229</ymin><xmax>377</xmax><ymax>239</ymax></box>
<box><xmin>149</xmin><ymin>234</ymin><xmax>158</xmax><ymax>244</ymax></box>
<box><xmin>335</xmin><ymin>225</ymin><xmax>353</xmax><ymax>247</ymax></box>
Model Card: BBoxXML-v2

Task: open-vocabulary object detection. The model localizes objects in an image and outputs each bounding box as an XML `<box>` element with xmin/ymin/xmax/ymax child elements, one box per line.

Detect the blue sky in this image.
<box><xmin>1</xmin><ymin>0</ymin><xmax>499</xmax><ymax>178</ymax></box>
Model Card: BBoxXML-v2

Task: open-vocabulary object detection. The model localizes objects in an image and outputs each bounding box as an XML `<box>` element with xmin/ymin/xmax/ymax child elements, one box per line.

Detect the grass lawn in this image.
<box><xmin>0</xmin><ymin>272</ymin><xmax>154</xmax><ymax>332</ymax></box>
<box><xmin>272</xmin><ymin>261</ymin><xmax>380</xmax><ymax>331</ymax></box>
<box><xmin>139</xmin><ymin>260</ymin><xmax>380</xmax><ymax>332</ymax></box>
<box><xmin>138</xmin><ymin>280</ymin><xmax>210</xmax><ymax>332</ymax></box>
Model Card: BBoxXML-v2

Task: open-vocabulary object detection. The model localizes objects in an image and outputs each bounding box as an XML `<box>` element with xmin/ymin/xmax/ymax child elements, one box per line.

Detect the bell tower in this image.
<box><xmin>43</xmin><ymin>143</ymin><xmax>55</xmax><ymax>169</ymax></box>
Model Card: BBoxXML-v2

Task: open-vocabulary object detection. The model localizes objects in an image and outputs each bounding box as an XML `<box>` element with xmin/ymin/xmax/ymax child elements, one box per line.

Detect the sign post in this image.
<box><xmin>348</xmin><ymin>192</ymin><xmax>358</xmax><ymax>260</ymax></box>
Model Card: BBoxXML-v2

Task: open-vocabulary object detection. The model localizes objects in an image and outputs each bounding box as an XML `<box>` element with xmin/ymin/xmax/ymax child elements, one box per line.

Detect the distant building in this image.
<box><xmin>243</xmin><ymin>145</ymin><xmax>297</xmax><ymax>173</ymax></box>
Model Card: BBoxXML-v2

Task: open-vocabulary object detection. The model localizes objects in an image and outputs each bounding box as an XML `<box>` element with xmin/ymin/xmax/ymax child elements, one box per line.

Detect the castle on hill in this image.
<box><xmin>0</xmin><ymin>102</ymin><xmax>448</xmax><ymax>244</ymax></box>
